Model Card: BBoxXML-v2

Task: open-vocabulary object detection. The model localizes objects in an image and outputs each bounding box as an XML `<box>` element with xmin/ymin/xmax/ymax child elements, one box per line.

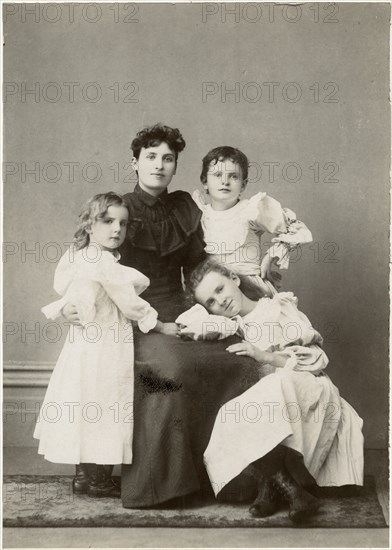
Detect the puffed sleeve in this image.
<box><xmin>249</xmin><ymin>194</ymin><xmax>313</xmax><ymax>270</ymax></box>
<box><xmin>192</xmin><ymin>189</ymin><xmax>207</xmax><ymax>212</ymax></box>
<box><xmin>283</xmin><ymin>344</ymin><xmax>329</xmax><ymax>376</ymax></box>
<box><xmin>41</xmin><ymin>248</ymin><xmax>80</xmax><ymax>320</ymax></box>
<box><xmin>53</xmin><ymin>247</ymin><xmax>79</xmax><ymax>295</ymax></box>
<box><xmin>89</xmin><ymin>252</ymin><xmax>158</xmax><ymax>332</ymax></box>
<box><xmin>175</xmin><ymin>305</ymin><xmax>238</xmax><ymax>340</ymax></box>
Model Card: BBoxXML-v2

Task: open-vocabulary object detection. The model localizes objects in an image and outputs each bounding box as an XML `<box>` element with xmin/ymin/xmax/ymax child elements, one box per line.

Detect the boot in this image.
<box><xmin>103</xmin><ymin>465</ymin><xmax>121</xmax><ymax>490</ymax></box>
<box><xmin>248</xmin><ymin>446</ymin><xmax>286</xmax><ymax>518</ymax></box>
<box><xmin>273</xmin><ymin>469</ymin><xmax>320</xmax><ymax>523</ymax></box>
<box><xmin>284</xmin><ymin>448</ymin><xmax>319</xmax><ymax>495</ymax></box>
<box><xmin>249</xmin><ymin>475</ymin><xmax>281</xmax><ymax>518</ymax></box>
<box><xmin>87</xmin><ymin>464</ymin><xmax>121</xmax><ymax>498</ymax></box>
<box><xmin>72</xmin><ymin>463</ymin><xmax>92</xmax><ymax>494</ymax></box>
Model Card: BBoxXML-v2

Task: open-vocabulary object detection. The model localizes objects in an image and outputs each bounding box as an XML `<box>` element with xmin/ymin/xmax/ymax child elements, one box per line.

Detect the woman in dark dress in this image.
<box><xmin>119</xmin><ymin>124</ymin><xmax>316</xmax><ymax>512</ymax></box>
<box><xmin>119</xmin><ymin>124</ymin><xmax>264</xmax><ymax>507</ymax></box>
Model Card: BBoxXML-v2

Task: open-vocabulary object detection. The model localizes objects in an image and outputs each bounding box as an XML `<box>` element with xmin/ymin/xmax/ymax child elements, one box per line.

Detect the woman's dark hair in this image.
<box><xmin>188</xmin><ymin>259</ymin><xmax>267</xmax><ymax>308</ymax></box>
<box><xmin>200</xmin><ymin>146</ymin><xmax>249</xmax><ymax>185</ymax></box>
<box><xmin>131</xmin><ymin>123</ymin><xmax>186</xmax><ymax>161</ymax></box>
<box><xmin>73</xmin><ymin>192</ymin><xmax>128</xmax><ymax>250</ymax></box>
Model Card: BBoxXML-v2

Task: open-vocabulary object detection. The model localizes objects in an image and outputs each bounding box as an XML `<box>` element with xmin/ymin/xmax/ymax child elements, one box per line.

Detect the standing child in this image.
<box><xmin>34</xmin><ymin>192</ymin><xmax>161</xmax><ymax>498</ymax></box>
<box><xmin>193</xmin><ymin>146</ymin><xmax>312</xmax><ymax>294</ymax></box>
<box><xmin>188</xmin><ymin>260</ymin><xmax>364</xmax><ymax>522</ymax></box>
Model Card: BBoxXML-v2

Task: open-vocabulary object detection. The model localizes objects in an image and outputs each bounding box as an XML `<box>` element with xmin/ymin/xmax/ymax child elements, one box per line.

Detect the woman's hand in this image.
<box><xmin>226</xmin><ymin>341</ymin><xmax>269</xmax><ymax>363</ymax></box>
<box><xmin>61</xmin><ymin>303</ymin><xmax>82</xmax><ymax>326</ymax></box>
<box><xmin>154</xmin><ymin>321</ymin><xmax>180</xmax><ymax>337</ymax></box>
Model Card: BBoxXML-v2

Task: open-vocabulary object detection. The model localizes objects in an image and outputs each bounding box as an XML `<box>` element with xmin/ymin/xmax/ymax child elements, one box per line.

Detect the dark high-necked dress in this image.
<box><xmin>120</xmin><ymin>185</ymin><xmax>262</xmax><ymax>507</ymax></box>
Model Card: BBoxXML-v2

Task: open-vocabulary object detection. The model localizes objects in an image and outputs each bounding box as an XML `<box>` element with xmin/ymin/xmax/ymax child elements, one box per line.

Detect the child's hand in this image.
<box><xmin>226</xmin><ymin>341</ymin><xmax>268</xmax><ymax>363</ymax></box>
<box><xmin>156</xmin><ymin>322</ymin><xmax>181</xmax><ymax>337</ymax></box>
<box><xmin>260</xmin><ymin>256</ymin><xmax>282</xmax><ymax>289</ymax></box>
<box><xmin>179</xmin><ymin>326</ymin><xmax>221</xmax><ymax>341</ymax></box>
<box><xmin>61</xmin><ymin>303</ymin><xmax>82</xmax><ymax>326</ymax></box>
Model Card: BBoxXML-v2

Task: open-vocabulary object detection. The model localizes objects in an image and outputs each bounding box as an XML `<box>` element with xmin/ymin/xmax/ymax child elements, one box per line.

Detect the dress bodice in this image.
<box><xmin>120</xmin><ymin>185</ymin><xmax>206</xmax><ymax>319</ymax></box>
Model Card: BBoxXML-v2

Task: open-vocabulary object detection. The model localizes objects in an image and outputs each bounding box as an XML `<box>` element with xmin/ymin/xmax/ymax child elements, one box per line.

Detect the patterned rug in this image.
<box><xmin>3</xmin><ymin>475</ymin><xmax>386</xmax><ymax>528</ymax></box>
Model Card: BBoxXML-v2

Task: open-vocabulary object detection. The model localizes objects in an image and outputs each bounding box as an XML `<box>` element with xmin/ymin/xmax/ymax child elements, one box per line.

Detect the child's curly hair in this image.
<box><xmin>200</xmin><ymin>146</ymin><xmax>249</xmax><ymax>185</ymax></box>
<box><xmin>73</xmin><ymin>192</ymin><xmax>128</xmax><ymax>250</ymax></box>
<box><xmin>131</xmin><ymin>123</ymin><xmax>186</xmax><ymax>162</ymax></box>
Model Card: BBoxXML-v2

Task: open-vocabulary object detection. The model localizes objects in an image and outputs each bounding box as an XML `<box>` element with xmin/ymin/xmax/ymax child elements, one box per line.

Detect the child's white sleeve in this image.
<box><xmin>250</xmin><ymin>194</ymin><xmax>313</xmax><ymax>270</ymax></box>
<box><xmin>283</xmin><ymin>345</ymin><xmax>329</xmax><ymax>375</ymax></box>
<box><xmin>92</xmin><ymin>255</ymin><xmax>158</xmax><ymax>332</ymax></box>
<box><xmin>41</xmin><ymin>248</ymin><xmax>80</xmax><ymax>320</ymax></box>
<box><xmin>176</xmin><ymin>305</ymin><xmax>238</xmax><ymax>340</ymax></box>
<box><xmin>41</xmin><ymin>296</ymin><xmax>70</xmax><ymax>320</ymax></box>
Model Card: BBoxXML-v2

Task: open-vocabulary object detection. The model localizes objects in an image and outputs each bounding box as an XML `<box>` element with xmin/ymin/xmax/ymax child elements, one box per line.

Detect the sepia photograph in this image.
<box><xmin>2</xmin><ymin>1</ymin><xmax>390</xmax><ymax>548</ymax></box>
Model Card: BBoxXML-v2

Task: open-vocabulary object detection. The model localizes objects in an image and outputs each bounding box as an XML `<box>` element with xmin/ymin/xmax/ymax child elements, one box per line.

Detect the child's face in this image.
<box><xmin>132</xmin><ymin>142</ymin><xmax>177</xmax><ymax>196</ymax></box>
<box><xmin>204</xmin><ymin>159</ymin><xmax>246</xmax><ymax>209</ymax></box>
<box><xmin>89</xmin><ymin>205</ymin><xmax>128</xmax><ymax>251</ymax></box>
<box><xmin>195</xmin><ymin>271</ymin><xmax>245</xmax><ymax>317</ymax></box>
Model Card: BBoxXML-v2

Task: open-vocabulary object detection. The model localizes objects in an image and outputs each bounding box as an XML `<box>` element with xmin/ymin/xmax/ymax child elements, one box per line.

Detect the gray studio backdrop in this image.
<box><xmin>3</xmin><ymin>2</ymin><xmax>390</xmax><ymax>449</ymax></box>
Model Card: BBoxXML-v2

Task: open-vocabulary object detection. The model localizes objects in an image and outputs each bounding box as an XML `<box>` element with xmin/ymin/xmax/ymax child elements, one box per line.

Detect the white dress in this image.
<box><xmin>34</xmin><ymin>247</ymin><xmax>158</xmax><ymax>465</ymax></box>
<box><xmin>192</xmin><ymin>190</ymin><xmax>312</xmax><ymax>293</ymax></box>
<box><xmin>203</xmin><ymin>293</ymin><xmax>364</xmax><ymax>495</ymax></box>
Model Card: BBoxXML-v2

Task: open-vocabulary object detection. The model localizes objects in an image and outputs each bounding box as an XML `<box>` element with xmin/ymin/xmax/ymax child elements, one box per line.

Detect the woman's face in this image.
<box><xmin>132</xmin><ymin>142</ymin><xmax>177</xmax><ymax>196</ymax></box>
<box><xmin>194</xmin><ymin>271</ymin><xmax>244</xmax><ymax>317</ymax></box>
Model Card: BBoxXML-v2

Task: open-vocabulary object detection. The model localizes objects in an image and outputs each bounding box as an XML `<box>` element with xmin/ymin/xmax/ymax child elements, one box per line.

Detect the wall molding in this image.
<box><xmin>3</xmin><ymin>361</ymin><xmax>54</xmax><ymax>387</ymax></box>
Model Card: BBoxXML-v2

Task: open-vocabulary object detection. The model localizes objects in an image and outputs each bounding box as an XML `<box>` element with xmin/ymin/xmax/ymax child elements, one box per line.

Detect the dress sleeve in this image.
<box><xmin>91</xmin><ymin>254</ymin><xmax>158</xmax><ymax>332</ymax></box>
<box><xmin>41</xmin><ymin>279</ymin><xmax>98</xmax><ymax>324</ymax></box>
<box><xmin>41</xmin><ymin>248</ymin><xmax>80</xmax><ymax>320</ymax></box>
<box><xmin>282</xmin><ymin>344</ymin><xmax>329</xmax><ymax>375</ymax></box>
<box><xmin>250</xmin><ymin>194</ymin><xmax>313</xmax><ymax>270</ymax></box>
<box><xmin>41</xmin><ymin>296</ymin><xmax>71</xmax><ymax>321</ymax></box>
<box><xmin>182</xmin><ymin>223</ymin><xmax>207</xmax><ymax>285</ymax></box>
<box><xmin>192</xmin><ymin>189</ymin><xmax>207</xmax><ymax>212</ymax></box>
<box><xmin>176</xmin><ymin>305</ymin><xmax>238</xmax><ymax>340</ymax></box>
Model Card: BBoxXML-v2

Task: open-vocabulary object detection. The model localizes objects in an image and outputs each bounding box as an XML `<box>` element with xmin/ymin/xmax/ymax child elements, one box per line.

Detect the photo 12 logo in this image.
<box><xmin>3</xmin><ymin>3</ymin><xmax>140</xmax><ymax>24</ymax></box>
<box><xmin>202</xmin><ymin>81</ymin><xmax>340</xmax><ymax>104</ymax></box>
<box><xmin>201</xmin><ymin>3</ymin><xmax>339</xmax><ymax>24</ymax></box>
<box><xmin>3</xmin><ymin>82</ymin><xmax>139</xmax><ymax>104</ymax></box>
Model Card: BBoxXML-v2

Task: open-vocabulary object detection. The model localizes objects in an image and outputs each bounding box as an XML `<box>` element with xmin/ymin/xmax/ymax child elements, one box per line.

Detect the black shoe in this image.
<box><xmin>273</xmin><ymin>469</ymin><xmax>320</xmax><ymax>523</ymax></box>
<box><xmin>72</xmin><ymin>464</ymin><xmax>91</xmax><ymax>495</ymax></box>
<box><xmin>87</xmin><ymin>464</ymin><xmax>121</xmax><ymax>499</ymax></box>
<box><xmin>249</xmin><ymin>476</ymin><xmax>281</xmax><ymax>518</ymax></box>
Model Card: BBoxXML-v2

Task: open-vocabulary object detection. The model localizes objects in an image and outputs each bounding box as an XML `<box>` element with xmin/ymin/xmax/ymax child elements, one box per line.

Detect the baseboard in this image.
<box><xmin>3</xmin><ymin>361</ymin><xmax>54</xmax><ymax>387</ymax></box>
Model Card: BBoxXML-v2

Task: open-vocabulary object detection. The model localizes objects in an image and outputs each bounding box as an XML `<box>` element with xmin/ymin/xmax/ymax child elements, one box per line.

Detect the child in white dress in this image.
<box><xmin>179</xmin><ymin>146</ymin><xmax>312</xmax><ymax>341</ymax></box>
<box><xmin>188</xmin><ymin>260</ymin><xmax>364</xmax><ymax>522</ymax></box>
<box><xmin>193</xmin><ymin>146</ymin><xmax>312</xmax><ymax>295</ymax></box>
<box><xmin>34</xmin><ymin>192</ymin><xmax>162</xmax><ymax>498</ymax></box>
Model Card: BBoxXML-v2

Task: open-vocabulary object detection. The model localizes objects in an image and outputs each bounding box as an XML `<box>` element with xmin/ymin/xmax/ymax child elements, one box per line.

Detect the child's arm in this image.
<box><xmin>226</xmin><ymin>341</ymin><xmax>328</xmax><ymax>375</ymax></box>
<box><xmin>154</xmin><ymin>320</ymin><xmax>180</xmax><ymax>337</ymax></box>
<box><xmin>226</xmin><ymin>341</ymin><xmax>289</xmax><ymax>368</ymax></box>
<box><xmin>249</xmin><ymin>193</ymin><xmax>312</xmax><ymax>275</ymax></box>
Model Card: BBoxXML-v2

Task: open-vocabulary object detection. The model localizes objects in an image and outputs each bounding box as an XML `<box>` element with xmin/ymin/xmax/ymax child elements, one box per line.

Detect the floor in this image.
<box><xmin>3</xmin><ymin>448</ymin><xmax>390</xmax><ymax>549</ymax></box>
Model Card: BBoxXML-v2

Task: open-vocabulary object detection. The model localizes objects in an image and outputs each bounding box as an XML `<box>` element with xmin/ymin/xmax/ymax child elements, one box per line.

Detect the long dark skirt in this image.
<box><xmin>121</xmin><ymin>330</ymin><xmax>265</xmax><ymax>508</ymax></box>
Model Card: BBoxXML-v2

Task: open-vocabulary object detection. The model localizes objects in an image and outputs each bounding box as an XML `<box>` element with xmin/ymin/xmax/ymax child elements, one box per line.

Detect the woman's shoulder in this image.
<box><xmin>170</xmin><ymin>189</ymin><xmax>198</xmax><ymax>206</ymax></box>
<box><xmin>123</xmin><ymin>189</ymin><xmax>197</xmax><ymax>209</ymax></box>
<box><xmin>169</xmin><ymin>191</ymin><xmax>202</xmax><ymax>233</ymax></box>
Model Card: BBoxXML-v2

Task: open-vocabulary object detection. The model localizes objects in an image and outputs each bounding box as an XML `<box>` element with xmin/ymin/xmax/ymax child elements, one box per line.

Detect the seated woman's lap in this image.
<box><xmin>121</xmin><ymin>331</ymin><xmax>264</xmax><ymax>508</ymax></box>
